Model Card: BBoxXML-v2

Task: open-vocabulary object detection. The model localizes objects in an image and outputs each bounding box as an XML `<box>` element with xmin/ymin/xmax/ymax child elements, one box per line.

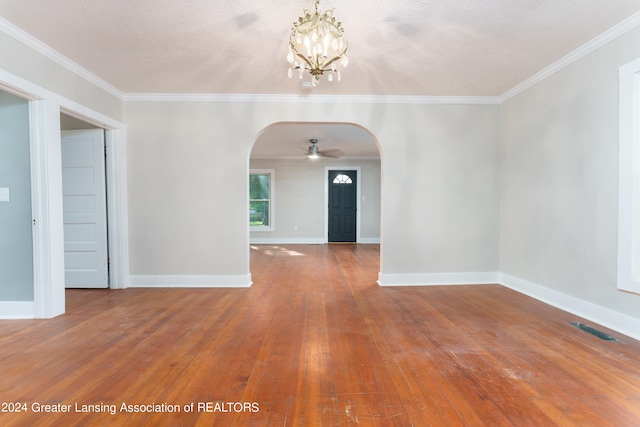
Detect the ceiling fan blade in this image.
<box><xmin>318</xmin><ymin>149</ymin><xmax>344</xmax><ymax>158</ymax></box>
<box><xmin>295</xmin><ymin>140</ymin><xmax>344</xmax><ymax>159</ymax></box>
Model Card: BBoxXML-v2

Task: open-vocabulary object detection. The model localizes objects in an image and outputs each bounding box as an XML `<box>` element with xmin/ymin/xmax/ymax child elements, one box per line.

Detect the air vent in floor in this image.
<box><xmin>570</xmin><ymin>322</ymin><xmax>617</xmax><ymax>341</ymax></box>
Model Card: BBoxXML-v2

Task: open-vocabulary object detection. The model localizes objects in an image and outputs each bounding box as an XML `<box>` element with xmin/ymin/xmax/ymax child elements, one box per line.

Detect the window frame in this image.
<box><xmin>617</xmin><ymin>58</ymin><xmax>640</xmax><ymax>294</ymax></box>
<box><xmin>249</xmin><ymin>169</ymin><xmax>275</xmax><ymax>232</ymax></box>
<box><xmin>333</xmin><ymin>173</ymin><xmax>353</xmax><ymax>184</ymax></box>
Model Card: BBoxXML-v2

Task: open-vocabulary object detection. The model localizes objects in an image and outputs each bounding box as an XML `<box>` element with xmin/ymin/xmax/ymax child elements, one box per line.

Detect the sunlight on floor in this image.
<box><xmin>250</xmin><ymin>245</ymin><xmax>305</xmax><ymax>257</ymax></box>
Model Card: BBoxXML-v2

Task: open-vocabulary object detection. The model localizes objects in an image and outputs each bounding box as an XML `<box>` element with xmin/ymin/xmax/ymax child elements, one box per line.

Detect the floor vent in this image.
<box><xmin>570</xmin><ymin>322</ymin><xmax>617</xmax><ymax>341</ymax></box>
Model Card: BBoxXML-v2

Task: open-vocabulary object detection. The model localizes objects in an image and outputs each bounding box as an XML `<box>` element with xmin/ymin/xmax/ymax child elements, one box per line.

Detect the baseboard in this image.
<box><xmin>358</xmin><ymin>237</ymin><xmax>381</xmax><ymax>244</ymax></box>
<box><xmin>250</xmin><ymin>237</ymin><xmax>381</xmax><ymax>244</ymax></box>
<box><xmin>500</xmin><ymin>273</ymin><xmax>640</xmax><ymax>342</ymax></box>
<box><xmin>0</xmin><ymin>301</ymin><xmax>35</xmax><ymax>319</ymax></box>
<box><xmin>250</xmin><ymin>237</ymin><xmax>325</xmax><ymax>245</ymax></box>
<box><xmin>128</xmin><ymin>274</ymin><xmax>252</xmax><ymax>288</ymax></box>
<box><xmin>377</xmin><ymin>271</ymin><xmax>500</xmax><ymax>286</ymax></box>
<box><xmin>377</xmin><ymin>270</ymin><xmax>640</xmax><ymax>341</ymax></box>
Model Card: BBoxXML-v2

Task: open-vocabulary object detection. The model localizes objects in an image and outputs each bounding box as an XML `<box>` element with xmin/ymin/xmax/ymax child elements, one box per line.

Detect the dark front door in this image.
<box><xmin>328</xmin><ymin>170</ymin><xmax>357</xmax><ymax>242</ymax></box>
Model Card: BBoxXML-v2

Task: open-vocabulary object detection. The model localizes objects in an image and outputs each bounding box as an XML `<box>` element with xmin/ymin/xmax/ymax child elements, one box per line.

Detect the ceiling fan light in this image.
<box><xmin>308</xmin><ymin>140</ymin><xmax>320</xmax><ymax>158</ymax></box>
<box><xmin>307</xmin><ymin>144</ymin><xmax>320</xmax><ymax>159</ymax></box>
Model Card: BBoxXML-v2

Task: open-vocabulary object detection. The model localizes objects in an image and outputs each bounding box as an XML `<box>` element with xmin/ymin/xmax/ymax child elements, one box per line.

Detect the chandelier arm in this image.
<box><xmin>320</xmin><ymin>50</ymin><xmax>348</xmax><ymax>71</ymax></box>
<box><xmin>293</xmin><ymin>51</ymin><xmax>315</xmax><ymax>70</ymax></box>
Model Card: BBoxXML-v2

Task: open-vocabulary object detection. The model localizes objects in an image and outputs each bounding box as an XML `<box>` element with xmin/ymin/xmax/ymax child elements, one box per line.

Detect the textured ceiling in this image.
<box><xmin>3</xmin><ymin>1</ymin><xmax>640</xmax><ymax>159</ymax></box>
<box><xmin>2</xmin><ymin>0</ymin><xmax>640</xmax><ymax>97</ymax></box>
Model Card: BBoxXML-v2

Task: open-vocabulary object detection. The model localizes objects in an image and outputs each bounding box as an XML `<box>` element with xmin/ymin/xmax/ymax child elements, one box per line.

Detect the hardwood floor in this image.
<box><xmin>1</xmin><ymin>244</ymin><xmax>640</xmax><ymax>426</ymax></box>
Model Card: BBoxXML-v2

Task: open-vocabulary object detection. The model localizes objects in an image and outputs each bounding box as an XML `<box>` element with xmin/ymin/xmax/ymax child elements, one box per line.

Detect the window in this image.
<box><xmin>333</xmin><ymin>173</ymin><xmax>353</xmax><ymax>184</ymax></box>
<box><xmin>618</xmin><ymin>58</ymin><xmax>640</xmax><ymax>294</ymax></box>
<box><xmin>249</xmin><ymin>169</ymin><xmax>274</xmax><ymax>231</ymax></box>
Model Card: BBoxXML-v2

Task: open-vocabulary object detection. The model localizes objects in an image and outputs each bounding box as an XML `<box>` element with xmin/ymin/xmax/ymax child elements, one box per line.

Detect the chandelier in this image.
<box><xmin>287</xmin><ymin>0</ymin><xmax>349</xmax><ymax>86</ymax></box>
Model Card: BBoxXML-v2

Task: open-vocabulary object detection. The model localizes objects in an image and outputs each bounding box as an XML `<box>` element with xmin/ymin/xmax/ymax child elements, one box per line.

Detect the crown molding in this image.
<box><xmin>123</xmin><ymin>92</ymin><xmax>500</xmax><ymax>104</ymax></box>
<box><xmin>0</xmin><ymin>16</ymin><xmax>124</xmax><ymax>100</ymax></box>
<box><xmin>3</xmin><ymin>8</ymin><xmax>640</xmax><ymax>106</ymax></box>
<box><xmin>500</xmin><ymin>10</ymin><xmax>640</xmax><ymax>103</ymax></box>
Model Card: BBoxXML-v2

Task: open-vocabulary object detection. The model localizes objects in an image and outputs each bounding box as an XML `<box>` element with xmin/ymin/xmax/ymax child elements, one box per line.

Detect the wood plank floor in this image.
<box><xmin>1</xmin><ymin>244</ymin><xmax>640</xmax><ymax>426</ymax></box>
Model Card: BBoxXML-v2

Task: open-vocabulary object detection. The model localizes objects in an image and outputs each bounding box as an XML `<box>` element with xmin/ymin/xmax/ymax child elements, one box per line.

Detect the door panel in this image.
<box><xmin>61</xmin><ymin>129</ymin><xmax>109</xmax><ymax>288</ymax></box>
<box><xmin>328</xmin><ymin>170</ymin><xmax>357</xmax><ymax>242</ymax></box>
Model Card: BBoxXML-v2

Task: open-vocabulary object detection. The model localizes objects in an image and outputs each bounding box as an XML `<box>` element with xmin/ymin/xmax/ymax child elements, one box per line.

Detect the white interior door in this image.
<box><xmin>61</xmin><ymin>129</ymin><xmax>109</xmax><ymax>288</ymax></box>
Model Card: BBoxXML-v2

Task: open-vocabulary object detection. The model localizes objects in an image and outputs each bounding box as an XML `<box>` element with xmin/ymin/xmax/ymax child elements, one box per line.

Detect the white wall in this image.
<box><xmin>249</xmin><ymin>158</ymin><xmax>381</xmax><ymax>242</ymax></box>
<box><xmin>125</xmin><ymin>100</ymin><xmax>501</xmax><ymax>282</ymax></box>
<box><xmin>500</xmin><ymin>26</ymin><xmax>640</xmax><ymax>323</ymax></box>
<box><xmin>0</xmin><ymin>90</ymin><xmax>32</xmax><ymax>301</ymax></box>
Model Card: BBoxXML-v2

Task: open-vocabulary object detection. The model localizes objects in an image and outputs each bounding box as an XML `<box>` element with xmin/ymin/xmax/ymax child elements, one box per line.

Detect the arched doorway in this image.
<box><xmin>247</xmin><ymin>121</ymin><xmax>382</xmax><ymax>276</ymax></box>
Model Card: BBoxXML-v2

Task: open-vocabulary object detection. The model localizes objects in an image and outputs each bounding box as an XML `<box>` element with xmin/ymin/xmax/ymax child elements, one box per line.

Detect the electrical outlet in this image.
<box><xmin>0</xmin><ymin>188</ymin><xmax>9</xmax><ymax>202</ymax></box>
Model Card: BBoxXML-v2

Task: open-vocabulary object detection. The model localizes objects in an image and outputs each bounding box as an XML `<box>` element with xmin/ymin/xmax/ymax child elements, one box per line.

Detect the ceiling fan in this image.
<box><xmin>304</xmin><ymin>139</ymin><xmax>343</xmax><ymax>159</ymax></box>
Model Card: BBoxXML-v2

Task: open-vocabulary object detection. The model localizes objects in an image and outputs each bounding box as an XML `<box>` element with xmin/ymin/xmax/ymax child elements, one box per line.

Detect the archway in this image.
<box><xmin>247</xmin><ymin>121</ymin><xmax>383</xmax><ymax>278</ymax></box>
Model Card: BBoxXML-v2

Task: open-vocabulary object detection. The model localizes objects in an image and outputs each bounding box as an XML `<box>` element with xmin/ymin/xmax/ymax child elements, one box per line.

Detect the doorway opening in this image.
<box><xmin>0</xmin><ymin>89</ymin><xmax>33</xmax><ymax>310</ymax></box>
<box><xmin>248</xmin><ymin>121</ymin><xmax>382</xmax><ymax>280</ymax></box>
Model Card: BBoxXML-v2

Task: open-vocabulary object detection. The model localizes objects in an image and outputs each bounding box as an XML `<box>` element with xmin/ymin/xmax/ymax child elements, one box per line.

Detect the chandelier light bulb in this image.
<box><xmin>287</xmin><ymin>0</ymin><xmax>349</xmax><ymax>86</ymax></box>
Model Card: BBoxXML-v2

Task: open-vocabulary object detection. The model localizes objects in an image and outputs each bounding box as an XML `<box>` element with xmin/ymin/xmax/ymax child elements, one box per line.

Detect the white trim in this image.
<box><xmin>249</xmin><ymin>237</ymin><xmax>379</xmax><ymax>244</ymax></box>
<box><xmin>124</xmin><ymin>93</ymin><xmax>500</xmax><ymax>105</ymax></box>
<box><xmin>0</xmin><ymin>69</ymin><xmax>122</xmax><ymax>129</ymax></box>
<box><xmin>1</xmin><ymin>68</ymin><xmax>128</xmax><ymax>316</ymax></box>
<box><xmin>617</xmin><ymin>58</ymin><xmax>640</xmax><ymax>295</ymax></box>
<box><xmin>29</xmin><ymin>99</ymin><xmax>65</xmax><ymax>318</ymax></box>
<box><xmin>500</xmin><ymin>11</ymin><xmax>640</xmax><ymax>102</ymax></box>
<box><xmin>105</xmin><ymin>129</ymin><xmax>130</xmax><ymax>289</ymax></box>
<box><xmin>3</xmin><ymin>6</ymin><xmax>639</xmax><ymax>107</ymax></box>
<box><xmin>357</xmin><ymin>237</ymin><xmax>380</xmax><ymax>244</ymax></box>
<box><xmin>377</xmin><ymin>271</ymin><xmax>500</xmax><ymax>286</ymax></box>
<box><xmin>250</xmin><ymin>237</ymin><xmax>325</xmax><ymax>245</ymax></box>
<box><xmin>378</xmin><ymin>271</ymin><xmax>640</xmax><ymax>341</ymax></box>
<box><xmin>0</xmin><ymin>302</ymin><xmax>35</xmax><ymax>319</ymax></box>
<box><xmin>325</xmin><ymin>166</ymin><xmax>362</xmax><ymax>243</ymax></box>
<box><xmin>0</xmin><ymin>17</ymin><xmax>123</xmax><ymax>100</ymax></box>
<box><xmin>500</xmin><ymin>273</ymin><xmax>640</xmax><ymax>342</ymax></box>
<box><xmin>128</xmin><ymin>275</ymin><xmax>252</xmax><ymax>288</ymax></box>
